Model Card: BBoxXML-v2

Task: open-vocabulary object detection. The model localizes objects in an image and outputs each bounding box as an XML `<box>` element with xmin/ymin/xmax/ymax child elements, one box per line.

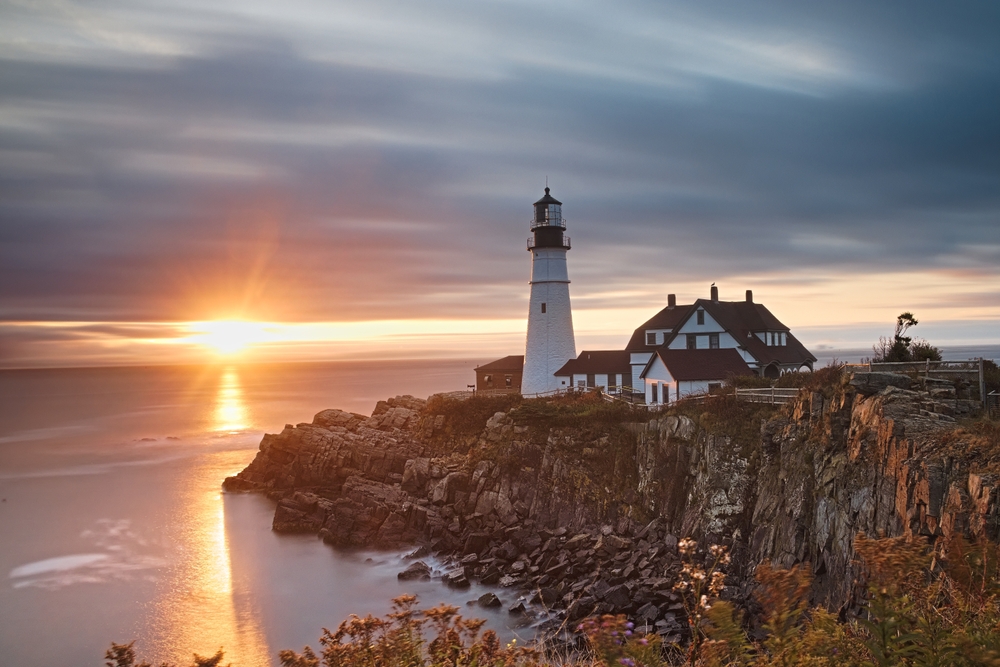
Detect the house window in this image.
<box><xmin>697</xmin><ymin>310</ymin><xmax>705</xmax><ymax>325</ymax></box>
<box><xmin>646</xmin><ymin>332</ymin><xmax>656</xmax><ymax>345</ymax></box>
<box><xmin>687</xmin><ymin>334</ymin><xmax>697</xmax><ymax>349</ymax></box>
<box><xmin>587</xmin><ymin>374</ymin><xmax>595</xmax><ymax>388</ymax></box>
<box><xmin>541</xmin><ymin>303</ymin><xmax>546</xmax><ymax>313</ymax></box>
<box><xmin>708</xmin><ymin>382</ymin><xmax>721</xmax><ymax>393</ymax></box>
<box><xmin>651</xmin><ymin>383</ymin><xmax>658</xmax><ymax>404</ymax></box>
<box><xmin>709</xmin><ymin>333</ymin><xmax>719</xmax><ymax>349</ymax></box>
<box><xmin>608</xmin><ymin>374</ymin><xmax>617</xmax><ymax>388</ymax></box>
<box><xmin>505</xmin><ymin>375</ymin><xmax>512</xmax><ymax>387</ymax></box>
<box><xmin>484</xmin><ymin>374</ymin><xmax>492</xmax><ymax>387</ymax></box>
<box><xmin>577</xmin><ymin>379</ymin><xmax>586</xmax><ymax>388</ymax></box>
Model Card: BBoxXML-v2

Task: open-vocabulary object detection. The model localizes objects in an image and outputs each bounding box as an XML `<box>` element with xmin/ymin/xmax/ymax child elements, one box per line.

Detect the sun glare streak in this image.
<box><xmin>189</xmin><ymin>320</ymin><xmax>267</xmax><ymax>355</ymax></box>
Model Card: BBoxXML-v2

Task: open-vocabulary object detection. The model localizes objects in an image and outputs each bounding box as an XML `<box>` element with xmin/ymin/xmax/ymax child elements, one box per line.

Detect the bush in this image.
<box><xmin>699</xmin><ymin>534</ymin><xmax>1000</xmax><ymax>666</ymax></box>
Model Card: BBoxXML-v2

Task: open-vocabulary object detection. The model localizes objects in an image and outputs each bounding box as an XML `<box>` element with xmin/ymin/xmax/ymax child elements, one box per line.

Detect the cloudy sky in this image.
<box><xmin>1</xmin><ymin>0</ymin><xmax>998</xmax><ymax>366</ymax></box>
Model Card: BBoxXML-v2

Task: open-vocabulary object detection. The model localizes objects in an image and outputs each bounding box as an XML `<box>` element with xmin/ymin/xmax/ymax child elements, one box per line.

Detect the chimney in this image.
<box><xmin>667</xmin><ymin>293</ymin><xmax>676</xmax><ymax>310</ymax></box>
<box><xmin>746</xmin><ymin>289</ymin><xmax>753</xmax><ymax>303</ymax></box>
<box><xmin>710</xmin><ymin>284</ymin><xmax>719</xmax><ymax>302</ymax></box>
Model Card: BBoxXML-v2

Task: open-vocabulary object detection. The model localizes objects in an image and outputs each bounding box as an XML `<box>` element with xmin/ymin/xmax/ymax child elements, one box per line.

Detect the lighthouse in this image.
<box><xmin>521</xmin><ymin>187</ymin><xmax>577</xmax><ymax>395</ymax></box>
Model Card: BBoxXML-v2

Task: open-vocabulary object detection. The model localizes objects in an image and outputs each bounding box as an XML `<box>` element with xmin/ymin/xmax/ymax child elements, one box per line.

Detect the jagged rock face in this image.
<box><xmin>223</xmin><ymin>379</ymin><xmax>996</xmax><ymax>620</ymax></box>
<box><xmin>743</xmin><ymin>385</ymin><xmax>994</xmax><ymax>611</ymax></box>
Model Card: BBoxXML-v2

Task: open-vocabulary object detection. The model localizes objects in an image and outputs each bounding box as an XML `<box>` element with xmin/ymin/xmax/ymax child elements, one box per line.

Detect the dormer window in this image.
<box><xmin>697</xmin><ymin>310</ymin><xmax>705</xmax><ymax>325</ymax></box>
<box><xmin>646</xmin><ymin>332</ymin><xmax>656</xmax><ymax>345</ymax></box>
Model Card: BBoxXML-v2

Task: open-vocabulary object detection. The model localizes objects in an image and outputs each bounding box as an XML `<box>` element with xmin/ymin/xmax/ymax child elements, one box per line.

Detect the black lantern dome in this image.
<box><xmin>528</xmin><ymin>187</ymin><xmax>570</xmax><ymax>251</ymax></box>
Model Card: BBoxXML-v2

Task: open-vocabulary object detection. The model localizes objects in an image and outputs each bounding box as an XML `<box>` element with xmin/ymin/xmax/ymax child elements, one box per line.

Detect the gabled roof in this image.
<box><xmin>476</xmin><ymin>355</ymin><xmax>524</xmax><ymax>372</ymax></box>
<box><xmin>641</xmin><ymin>348</ymin><xmax>753</xmax><ymax>381</ymax></box>
<box><xmin>624</xmin><ymin>303</ymin><xmax>695</xmax><ymax>351</ymax></box>
<box><xmin>686</xmin><ymin>299</ymin><xmax>817</xmax><ymax>367</ymax></box>
<box><xmin>554</xmin><ymin>350</ymin><xmax>631</xmax><ymax>377</ymax></box>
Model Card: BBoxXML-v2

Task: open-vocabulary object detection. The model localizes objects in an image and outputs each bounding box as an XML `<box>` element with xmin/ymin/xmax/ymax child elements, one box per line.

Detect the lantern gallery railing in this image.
<box><xmin>529</xmin><ymin>217</ymin><xmax>567</xmax><ymax>230</ymax></box>
<box><xmin>527</xmin><ymin>236</ymin><xmax>571</xmax><ymax>250</ymax></box>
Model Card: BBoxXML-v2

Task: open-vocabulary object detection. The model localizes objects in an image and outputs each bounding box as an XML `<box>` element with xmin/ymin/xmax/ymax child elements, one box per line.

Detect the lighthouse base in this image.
<box><xmin>522</xmin><ymin>280</ymin><xmax>576</xmax><ymax>395</ymax></box>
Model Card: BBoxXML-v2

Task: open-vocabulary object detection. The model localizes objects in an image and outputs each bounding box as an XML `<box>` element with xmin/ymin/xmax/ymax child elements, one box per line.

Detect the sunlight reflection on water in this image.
<box><xmin>213</xmin><ymin>367</ymin><xmax>249</xmax><ymax>433</ymax></box>
<box><xmin>147</xmin><ymin>453</ymin><xmax>270</xmax><ymax>666</ymax></box>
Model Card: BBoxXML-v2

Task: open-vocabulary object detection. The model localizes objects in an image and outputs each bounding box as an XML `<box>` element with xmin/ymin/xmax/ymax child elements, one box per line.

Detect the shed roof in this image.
<box><xmin>554</xmin><ymin>350</ymin><xmax>631</xmax><ymax>377</ymax></box>
<box><xmin>476</xmin><ymin>355</ymin><xmax>524</xmax><ymax>372</ymax></box>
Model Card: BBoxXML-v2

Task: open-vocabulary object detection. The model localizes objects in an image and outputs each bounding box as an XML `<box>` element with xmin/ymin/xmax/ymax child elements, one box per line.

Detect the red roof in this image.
<box><xmin>476</xmin><ymin>355</ymin><xmax>524</xmax><ymax>372</ymax></box>
<box><xmin>668</xmin><ymin>299</ymin><xmax>816</xmax><ymax>368</ymax></box>
<box><xmin>642</xmin><ymin>348</ymin><xmax>753</xmax><ymax>381</ymax></box>
<box><xmin>554</xmin><ymin>350</ymin><xmax>631</xmax><ymax>377</ymax></box>
<box><xmin>625</xmin><ymin>303</ymin><xmax>694</xmax><ymax>350</ymax></box>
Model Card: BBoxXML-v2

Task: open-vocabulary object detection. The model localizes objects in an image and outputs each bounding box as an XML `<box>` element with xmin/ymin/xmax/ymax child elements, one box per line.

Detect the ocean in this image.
<box><xmin>2</xmin><ymin>349</ymin><xmax>997</xmax><ymax>666</ymax></box>
<box><xmin>0</xmin><ymin>360</ymin><xmax>529</xmax><ymax>667</ymax></box>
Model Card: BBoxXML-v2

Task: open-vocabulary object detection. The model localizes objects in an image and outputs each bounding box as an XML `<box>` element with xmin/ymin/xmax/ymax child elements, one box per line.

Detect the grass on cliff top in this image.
<box><xmin>508</xmin><ymin>391</ymin><xmax>642</xmax><ymax>429</ymax></box>
<box><xmin>666</xmin><ymin>394</ymin><xmax>777</xmax><ymax>444</ymax></box>
<box><xmin>422</xmin><ymin>393</ymin><xmax>523</xmax><ymax>448</ymax></box>
<box><xmin>726</xmin><ymin>364</ymin><xmax>848</xmax><ymax>394</ymax></box>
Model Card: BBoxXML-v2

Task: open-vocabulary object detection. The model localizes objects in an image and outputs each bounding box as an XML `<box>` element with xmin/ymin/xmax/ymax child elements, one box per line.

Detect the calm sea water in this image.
<box><xmin>3</xmin><ymin>349</ymin><xmax>997</xmax><ymax>666</ymax></box>
<box><xmin>0</xmin><ymin>360</ymin><xmax>531</xmax><ymax>667</ymax></box>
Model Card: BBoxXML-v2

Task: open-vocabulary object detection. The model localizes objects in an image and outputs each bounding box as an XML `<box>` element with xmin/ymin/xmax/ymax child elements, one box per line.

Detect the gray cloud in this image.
<box><xmin>1</xmin><ymin>0</ymin><xmax>999</xmax><ymax>327</ymax></box>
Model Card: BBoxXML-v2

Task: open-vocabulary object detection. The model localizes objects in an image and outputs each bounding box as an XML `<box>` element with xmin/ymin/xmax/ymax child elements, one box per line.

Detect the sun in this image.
<box><xmin>193</xmin><ymin>320</ymin><xmax>264</xmax><ymax>355</ymax></box>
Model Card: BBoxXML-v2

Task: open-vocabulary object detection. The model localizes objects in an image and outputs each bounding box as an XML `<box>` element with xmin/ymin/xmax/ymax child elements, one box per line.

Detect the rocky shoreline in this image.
<box><xmin>223</xmin><ymin>372</ymin><xmax>996</xmax><ymax>634</ymax></box>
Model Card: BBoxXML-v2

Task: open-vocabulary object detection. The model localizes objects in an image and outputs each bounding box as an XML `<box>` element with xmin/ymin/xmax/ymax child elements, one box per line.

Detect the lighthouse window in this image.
<box><xmin>541</xmin><ymin>303</ymin><xmax>546</xmax><ymax>313</ymax></box>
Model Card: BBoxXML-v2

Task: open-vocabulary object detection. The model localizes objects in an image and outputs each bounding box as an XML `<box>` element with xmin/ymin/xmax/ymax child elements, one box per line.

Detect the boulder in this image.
<box><xmin>442</xmin><ymin>568</ymin><xmax>470</xmax><ymax>588</ymax></box>
<box><xmin>478</xmin><ymin>592</ymin><xmax>502</xmax><ymax>608</ymax></box>
<box><xmin>398</xmin><ymin>561</ymin><xmax>432</xmax><ymax>581</ymax></box>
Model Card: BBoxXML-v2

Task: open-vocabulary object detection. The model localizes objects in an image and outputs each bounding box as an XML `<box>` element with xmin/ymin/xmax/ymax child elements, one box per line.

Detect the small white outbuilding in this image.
<box><xmin>641</xmin><ymin>348</ymin><xmax>753</xmax><ymax>405</ymax></box>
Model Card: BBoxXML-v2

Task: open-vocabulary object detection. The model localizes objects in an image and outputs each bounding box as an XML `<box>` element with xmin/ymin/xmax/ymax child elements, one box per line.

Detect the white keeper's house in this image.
<box><xmin>475</xmin><ymin>188</ymin><xmax>817</xmax><ymax>404</ymax></box>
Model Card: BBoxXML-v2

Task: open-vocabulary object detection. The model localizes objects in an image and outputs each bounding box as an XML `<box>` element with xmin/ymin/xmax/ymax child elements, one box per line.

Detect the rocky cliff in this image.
<box><xmin>223</xmin><ymin>373</ymin><xmax>997</xmax><ymax>631</ymax></box>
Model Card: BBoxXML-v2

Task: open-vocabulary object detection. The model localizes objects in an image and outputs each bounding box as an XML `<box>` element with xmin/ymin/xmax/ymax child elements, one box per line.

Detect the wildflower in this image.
<box><xmin>619</xmin><ymin>659</ymin><xmax>635</xmax><ymax>667</ymax></box>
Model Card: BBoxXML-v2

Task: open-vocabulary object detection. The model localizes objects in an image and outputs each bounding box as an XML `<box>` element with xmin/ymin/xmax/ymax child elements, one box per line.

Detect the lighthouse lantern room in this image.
<box><xmin>521</xmin><ymin>187</ymin><xmax>577</xmax><ymax>395</ymax></box>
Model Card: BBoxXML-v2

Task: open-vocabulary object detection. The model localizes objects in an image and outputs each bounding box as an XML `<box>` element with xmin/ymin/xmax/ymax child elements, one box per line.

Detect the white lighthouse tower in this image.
<box><xmin>522</xmin><ymin>187</ymin><xmax>577</xmax><ymax>395</ymax></box>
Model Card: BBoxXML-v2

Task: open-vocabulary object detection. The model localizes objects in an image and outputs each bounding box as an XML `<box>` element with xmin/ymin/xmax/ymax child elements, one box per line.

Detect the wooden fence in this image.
<box><xmin>733</xmin><ymin>387</ymin><xmax>801</xmax><ymax>405</ymax></box>
<box><xmin>844</xmin><ymin>358</ymin><xmax>987</xmax><ymax>405</ymax></box>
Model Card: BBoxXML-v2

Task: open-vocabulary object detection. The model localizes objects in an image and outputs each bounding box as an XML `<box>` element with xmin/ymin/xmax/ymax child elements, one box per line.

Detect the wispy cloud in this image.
<box><xmin>1</xmin><ymin>0</ymin><xmax>998</xmax><ymax>365</ymax></box>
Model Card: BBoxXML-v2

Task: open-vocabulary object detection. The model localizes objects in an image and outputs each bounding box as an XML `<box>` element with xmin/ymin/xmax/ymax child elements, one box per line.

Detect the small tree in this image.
<box><xmin>871</xmin><ymin>312</ymin><xmax>941</xmax><ymax>363</ymax></box>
